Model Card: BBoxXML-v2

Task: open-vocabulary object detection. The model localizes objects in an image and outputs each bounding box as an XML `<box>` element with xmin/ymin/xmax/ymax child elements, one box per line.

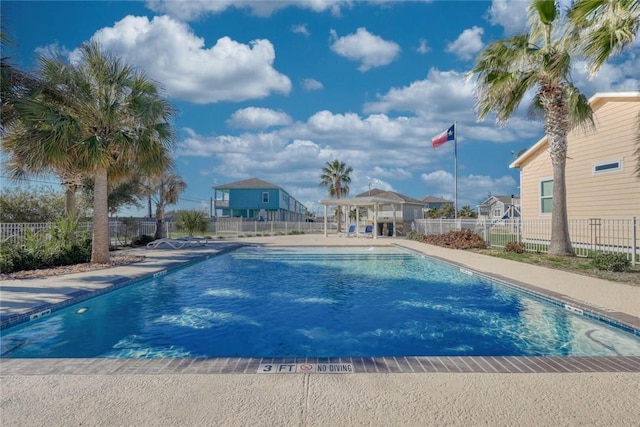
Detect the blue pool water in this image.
<box><xmin>1</xmin><ymin>246</ymin><xmax>639</xmax><ymax>358</ymax></box>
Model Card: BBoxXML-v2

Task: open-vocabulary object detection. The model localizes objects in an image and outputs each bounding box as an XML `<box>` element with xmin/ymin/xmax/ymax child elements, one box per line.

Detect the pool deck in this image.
<box><xmin>2</xmin><ymin>235</ymin><xmax>640</xmax><ymax>426</ymax></box>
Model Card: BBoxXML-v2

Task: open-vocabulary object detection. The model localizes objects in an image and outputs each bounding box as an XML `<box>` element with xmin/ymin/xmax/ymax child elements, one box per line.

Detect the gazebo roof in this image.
<box><xmin>318</xmin><ymin>196</ymin><xmax>403</xmax><ymax>207</ymax></box>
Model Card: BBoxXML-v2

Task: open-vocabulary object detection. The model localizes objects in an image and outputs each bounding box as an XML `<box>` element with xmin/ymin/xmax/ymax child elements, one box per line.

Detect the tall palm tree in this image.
<box><xmin>469</xmin><ymin>0</ymin><xmax>593</xmax><ymax>256</ymax></box>
<box><xmin>319</xmin><ymin>159</ymin><xmax>353</xmax><ymax>232</ymax></box>
<box><xmin>568</xmin><ymin>0</ymin><xmax>639</xmax><ymax>76</ymax></box>
<box><xmin>11</xmin><ymin>42</ymin><xmax>176</xmax><ymax>263</ymax></box>
<box><xmin>569</xmin><ymin>0</ymin><xmax>640</xmax><ymax>178</ymax></box>
<box><xmin>143</xmin><ymin>171</ymin><xmax>187</xmax><ymax>239</ymax></box>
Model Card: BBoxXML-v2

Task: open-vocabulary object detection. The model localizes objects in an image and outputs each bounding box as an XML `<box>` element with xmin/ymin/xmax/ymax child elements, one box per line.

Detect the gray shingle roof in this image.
<box><xmin>213</xmin><ymin>178</ymin><xmax>281</xmax><ymax>190</ymax></box>
<box><xmin>420</xmin><ymin>196</ymin><xmax>453</xmax><ymax>203</ymax></box>
<box><xmin>354</xmin><ymin>188</ymin><xmax>423</xmax><ymax>204</ymax></box>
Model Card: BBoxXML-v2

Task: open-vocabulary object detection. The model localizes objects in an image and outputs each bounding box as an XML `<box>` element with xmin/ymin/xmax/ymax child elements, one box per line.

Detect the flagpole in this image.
<box><xmin>454</xmin><ymin>121</ymin><xmax>457</xmax><ymax>220</ymax></box>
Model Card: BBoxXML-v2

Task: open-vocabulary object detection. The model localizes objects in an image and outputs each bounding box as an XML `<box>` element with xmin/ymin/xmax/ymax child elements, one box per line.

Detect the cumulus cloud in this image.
<box><xmin>417</xmin><ymin>38</ymin><xmax>430</xmax><ymax>54</ymax></box>
<box><xmin>291</xmin><ymin>24</ymin><xmax>310</xmax><ymax>36</ymax></box>
<box><xmin>227</xmin><ymin>107</ymin><xmax>293</xmax><ymax>129</ymax></box>
<box><xmin>572</xmin><ymin>57</ymin><xmax>640</xmax><ymax>96</ymax></box>
<box><xmin>330</xmin><ymin>27</ymin><xmax>401</xmax><ymax>71</ymax></box>
<box><xmin>302</xmin><ymin>78</ymin><xmax>324</xmax><ymax>91</ymax></box>
<box><xmin>446</xmin><ymin>26</ymin><xmax>485</xmax><ymax>61</ymax></box>
<box><xmin>486</xmin><ymin>0</ymin><xmax>528</xmax><ymax>36</ymax></box>
<box><xmin>364</xmin><ymin>68</ymin><xmax>475</xmax><ymax>119</ymax></box>
<box><xmin>85</xmin><ymin>15</ymin><xmax>291</xmax><ymax>103</ymax></box>
<box><xmin>146</xmin><ymin>0</ymin><xmax>348</xmax><ymax>20</ymax></box>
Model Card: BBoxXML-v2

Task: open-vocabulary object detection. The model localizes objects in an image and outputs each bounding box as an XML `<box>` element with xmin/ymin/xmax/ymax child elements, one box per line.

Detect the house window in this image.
<box><xmin>593</xmin><ymin>159</ymin><xmax>623</xmax><ymax>175</ymax></box>
<box><xmin>262</xmin><ymin>192</ymin><xmax>269</xmax><ymax>203</ymax></box>
<box><xmin>540</xmin><ymin>179</ymin><xmax>553</xmax><ymax>214</ymax></box>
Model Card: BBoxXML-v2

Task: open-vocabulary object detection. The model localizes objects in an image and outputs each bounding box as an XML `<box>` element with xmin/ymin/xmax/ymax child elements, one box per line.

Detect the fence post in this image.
<box><xmin>484</xmin><ymin>219</ymin><xmax>489</xmax><ymax>245</ymax></box>
<box><xmin>633</xmin><ymin>217</ymin><xmax>637</xmax><ymax>266</ymax></box>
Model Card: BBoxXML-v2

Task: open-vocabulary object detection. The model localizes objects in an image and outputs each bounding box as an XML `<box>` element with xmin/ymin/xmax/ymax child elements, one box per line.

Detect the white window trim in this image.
<box><xmin>592</xmin><ymin>158</ymin><xmax>623</xmax><ymax>175</ymax></box>
<box><xmin>262</xmin><ymin>192</ymin><xmax>269</xmax><ymax>203</ymax></box>
<box><xmin>539</xmin><ymin>177</ymin><xmax>553</xmax><ymax>216</ymax></box>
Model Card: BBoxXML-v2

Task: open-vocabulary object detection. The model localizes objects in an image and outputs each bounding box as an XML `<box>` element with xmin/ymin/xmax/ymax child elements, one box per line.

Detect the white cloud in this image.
<box><xmin>302</xmin><ymin>78</ymin><xmax>324</xmax><ymax>91</ymax></box>
<box><xmin>486</xmin><ymin>0</ymin><xmax>528</xmax><ymax>36</ymax></box>
<box><xmin>572</xmin><ymin>57</ymin><xmax>640</xmax><ymax>96</ymax></box>
<box><xmin>364</xmin><ymin>68</ymin><xmax>475</xmax><ymax>119</ymax></box>
<box><xmin>291</xmin><ymin>24</ymin><xmax>310</xmax><ymax>36</ymax></box>
<box><xmin>146</xmin><ymin>0</ymin><xmax>349</xmax><ymax>20</ymax></box>
<box><xmin>85</xmin><ymin>15</ymin><xmax>291</xmax><ymax>104</ymax></box>
<box><xmin>416</xmin><ymin>38</ymin><xmax>430</xmax><ymax>54</ymax></box>
<box><xmin>227</xmin><ymin>107</ymin><xmax>293</xmax><ymax>129</ymax></box>
<box><xmin>330</xmin><ymin>27</ymin><xmax>401</xmax><ymax>72</ymax></box>
<box><xmin>446</xmin><ymin>26</ymin><xmax>485</xmax><ymax>61</ymax></box>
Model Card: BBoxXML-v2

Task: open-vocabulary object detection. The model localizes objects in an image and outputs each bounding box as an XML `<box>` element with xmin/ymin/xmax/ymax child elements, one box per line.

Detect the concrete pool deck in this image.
<box><xmin>1</xmin><ymin>234</ymin><xmax>639</xmax><ymax>426</ymax></box>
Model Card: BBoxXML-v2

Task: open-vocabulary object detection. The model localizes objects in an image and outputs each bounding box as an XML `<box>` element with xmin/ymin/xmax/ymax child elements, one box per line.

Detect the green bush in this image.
<box><xmin>132</xmin><ymin>234</ymin><xmax>155</xmax><ymax>246</ymax></box>
<box><xmin>592</xmin><ymin>253</ymin><xmax>630</xmax><ymax>272</ymax></box>
<box><xmin>0</xmin><ymin>217</ymin><xmax>92</xmax><ymax>274</ymax></box>
<box><xmin>176</xmin><ymin>210</ymin><xmax>209</xmax><ymax>237</ymax></box>
<box><xmin>504</xmin><ymin>241</ymin><xmax>526</xmax><ymax>254</ymax></box>
<box><xmin>405</xmin><ymin>231</ymin><xmax>423</xmax><ymax>241</ymax></box>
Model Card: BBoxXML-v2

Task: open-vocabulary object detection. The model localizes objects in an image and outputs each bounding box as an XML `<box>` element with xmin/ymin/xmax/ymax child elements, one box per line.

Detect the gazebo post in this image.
<box><xmin>392</xmin><ymin>203</ymin><xmax>397</xmax><ymax>237</ymax></box>
<box><xmin>374</xmin><ymin>202</ymin><xmax>379</xmax><ymax>239</ymax></box>
<box><xmin>323</xmin><ymin>204</ymin><xmax>328</xmax><ymax>237</ymax></box>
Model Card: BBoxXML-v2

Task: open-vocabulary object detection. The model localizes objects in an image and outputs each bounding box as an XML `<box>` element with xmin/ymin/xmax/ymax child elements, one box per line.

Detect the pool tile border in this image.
<box><xmin>2</xmin><ymin>356</ymin><xmax>639</xmax><ymax>375</ymax></box>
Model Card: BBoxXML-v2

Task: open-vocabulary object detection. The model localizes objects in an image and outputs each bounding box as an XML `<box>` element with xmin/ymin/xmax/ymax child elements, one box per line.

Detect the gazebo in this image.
<box><xmin>318</xmin><ymin>195</ymin><xmax>401</xmax><ymax>238</ymax></box>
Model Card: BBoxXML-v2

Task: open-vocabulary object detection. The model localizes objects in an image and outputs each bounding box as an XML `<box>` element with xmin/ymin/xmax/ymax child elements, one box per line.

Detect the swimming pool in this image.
<box><xmin>1</xmin><ymin>246</ymin><xmax>639</xmax><ymax>358</ymax></box>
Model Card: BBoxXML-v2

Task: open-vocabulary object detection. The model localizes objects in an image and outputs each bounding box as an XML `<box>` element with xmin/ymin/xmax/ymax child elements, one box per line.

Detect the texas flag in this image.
<box><xmin>431</xmin><ymin>124</ymin><xmax>455</xmax><ymax>149</ymax></box>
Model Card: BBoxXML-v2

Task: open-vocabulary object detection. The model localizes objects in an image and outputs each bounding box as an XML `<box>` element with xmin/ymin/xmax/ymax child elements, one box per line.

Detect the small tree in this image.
<box><xmin>458</xmin><ymin>205</ymin><xmax>477</xmax><ymax>218</ymax></box>
<box><xmin>176</xmin><ymin>210</ymin><xmax>208</xmax><ymax>237</ymax></box>
<box><xmin>319</xmin><ymin>159</ymin><xmax>353</xmax><ymax>232</ymax></box>
<box><xmin>0</xmin><ymin>186</ymin><xmax>66</xmax><ymax>222</ymax></box>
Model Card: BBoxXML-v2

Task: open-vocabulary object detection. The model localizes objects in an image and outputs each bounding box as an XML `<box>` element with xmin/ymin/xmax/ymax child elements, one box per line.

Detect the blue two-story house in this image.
<box><xmin>213</xmin><ymin>178</ymin><xmax>307</xmax><ymax>221</ymax></box>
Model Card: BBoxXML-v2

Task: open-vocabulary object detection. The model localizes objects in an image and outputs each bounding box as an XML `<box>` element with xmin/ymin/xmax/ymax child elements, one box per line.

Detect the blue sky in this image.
<box><xmin>2</xmin><ymin>0</ymin><xmax>639</xmax><ymax>216</ymax></box>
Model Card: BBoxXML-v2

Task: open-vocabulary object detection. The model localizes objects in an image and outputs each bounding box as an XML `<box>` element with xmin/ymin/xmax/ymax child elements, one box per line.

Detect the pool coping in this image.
<box><xmin>1</xmin><ymin>241</ymin><xmax>640</xmax><ymax>374</ymax></box>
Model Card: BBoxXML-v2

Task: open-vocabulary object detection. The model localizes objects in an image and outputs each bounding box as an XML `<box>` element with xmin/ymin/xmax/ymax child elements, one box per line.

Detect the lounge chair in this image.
<box><xmin>146</xmin><ymin>237</ymin><xmax>208</xmax><ymax>249</ymax></box>
<box><xmin>358</xmin><ymin>225</ymin><xmax>373</xmax><ymax>238</ymax></box>
<box><xmin>338</xmin><ymin>224</ymin><xmax>357</xmax><ymax>237</ymax></box>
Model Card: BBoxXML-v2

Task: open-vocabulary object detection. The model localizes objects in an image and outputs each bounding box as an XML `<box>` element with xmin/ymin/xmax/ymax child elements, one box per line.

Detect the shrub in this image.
<box><xmin>424</xmin><ymin>229</ymin><xmax>487</xmax><ymax>250</ymax></box>
<box><xmin>405</xmin><ymin>231</ymin><xmax>423</xmax><ymax>241</ymax></box>
<box><xmin>176</xmin><ymin>210</ymin><xmax>209</xmax><ymax>237</ymax></box>
<box><xmin>0</xmin><ymin>217</ymin><xmax>92</xmax><ymax>274</ymax></box>
<box><xmin>132</xmin><ymin>234</ymin><xmax>155</xmax><ymax>247</ymax></box>
<box><xmin>504</xmin><ymin>241</ymin><xmax>526</xmax><ymax>254</ymax></box>
<box><xmin>592</xmin><ymin>253</ymin><xmax>630</xmax><ymax>272</ymax></box>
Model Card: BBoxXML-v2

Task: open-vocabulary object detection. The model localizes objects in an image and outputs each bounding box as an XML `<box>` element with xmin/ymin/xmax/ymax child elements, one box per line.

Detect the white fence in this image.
<box><xmin>413</xmin><ymin>217</ymin><xmax>638</xmax><ymax>265</ymax></box>
<box><xmin>1</xmin><ymin>219</ymin><xmax>330</xmax><ymax>246</ymax></box>
<box><xmin>3</xmin><ymin>218</ymin><xmax>636</xmax><ymax>265</ymax></box>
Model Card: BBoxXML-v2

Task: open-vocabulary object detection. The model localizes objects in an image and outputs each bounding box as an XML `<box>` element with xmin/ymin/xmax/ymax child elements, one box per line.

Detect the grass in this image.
<box><xmin>471</xmin><ymin>248</ymin><xmax>640</xmax><ymax>287</ymax></box>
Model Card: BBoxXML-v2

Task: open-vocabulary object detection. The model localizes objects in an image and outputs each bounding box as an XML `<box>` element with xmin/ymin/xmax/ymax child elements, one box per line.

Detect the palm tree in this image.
<box><xmin>569</xmin><ymin>0</ymin><xmax>640</xmax><ymax>178</ymax></box>
<box><xmin>144</xmin><ymin>171</ymin><xmax>186</xmax><ymax>239</ymax></box>
<box><xmin>11</xmin><ymin>42</ymin><xmax>176</xmax><ymax>263</ymax></box>
<box><xmin>458</xmin><ymin>205</ymin><xmax>476</xmax><ymax>219</ymax></box>
<box><xmin>568</xmin><ymin>0</ymin><xmax>639</xmax><ymax>76</ymax></box>
<box><xmin>469</xmin><ymin>0</ymin><xmax>593</xmax><ymax>256</ymax></box>
<box><xmin>319</xmin><ymin>159</ymin><xmax>353</xmax><ymax>232</ymax></box>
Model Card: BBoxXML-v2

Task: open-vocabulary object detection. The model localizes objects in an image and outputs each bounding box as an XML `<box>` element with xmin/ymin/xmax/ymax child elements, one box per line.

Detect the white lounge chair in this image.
<box><xmin>146</xmin><ymin>238</ymin><xmax>208</xmax><ymax>249</ymax></box>
<box><xmin>338</xmin><ymin>224</ymin><xmax>357</xmax><ymax>237</ymax></box>
<box><xmin>358</xmin><ymin>225</ymin><xmax>373</xmax><ymax>238</ymax></box>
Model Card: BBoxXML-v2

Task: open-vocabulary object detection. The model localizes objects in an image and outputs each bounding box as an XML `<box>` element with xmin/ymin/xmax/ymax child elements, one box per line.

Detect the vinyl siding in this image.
<box><xmin>519</xmin><ymin>99</ymin><xmax>640</xmax><ymax>221</ymax></box>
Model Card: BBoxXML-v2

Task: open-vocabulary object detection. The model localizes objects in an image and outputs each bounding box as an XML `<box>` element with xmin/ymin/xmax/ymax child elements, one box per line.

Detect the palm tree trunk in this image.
<box><xmin>91</xmin><ymin>167</ymin><xmax>110</xmax><ymax>263</ymax></box>
<box><xmin>64</xmin><ymin>185</ymin><xmax>76</xmax><ymax>217</ymax></box>
<box><xmin>155</xmin><ymin>204</ymin><xmax>166</xmax><ymax>239</ymax></box>
<box><xmin>549</xmin><ymin>152</ymin><xmax>574</xmax><ymax>256</ymax></box>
